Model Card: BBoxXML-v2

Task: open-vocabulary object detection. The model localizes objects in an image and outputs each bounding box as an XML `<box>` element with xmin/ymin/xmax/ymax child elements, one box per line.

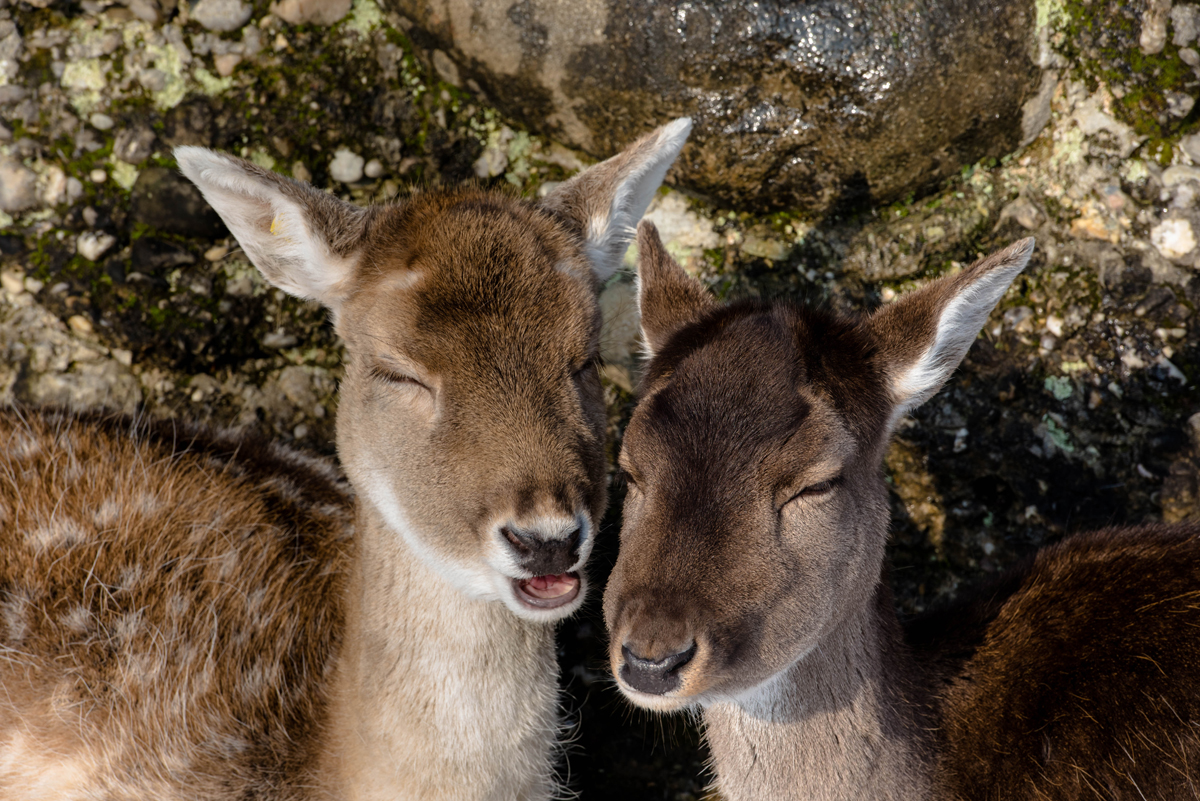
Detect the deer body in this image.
<box><xmin>0</xmin><ymin>120</ymin><xmax>692</xmax><ymax>800</ymax></box>
<box><xmin>607</xmin><ymin>223</ymin><xmax>1200</xmax><ymax>801</ymax></box>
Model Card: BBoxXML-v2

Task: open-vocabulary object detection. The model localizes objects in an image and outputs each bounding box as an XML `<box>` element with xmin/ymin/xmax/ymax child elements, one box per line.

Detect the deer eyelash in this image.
<box><xmin>369</xmin><ymin>365</ymin><xmax>429</xmax><ymax>390</ymax></box>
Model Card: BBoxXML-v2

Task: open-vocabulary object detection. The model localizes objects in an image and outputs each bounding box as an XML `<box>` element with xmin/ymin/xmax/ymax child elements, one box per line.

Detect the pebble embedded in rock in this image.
<box><xmin>1152</xmin><ymin>219</ymin><xmax>1199</xmax><ymax>260</ymax></box>
<box><xmin>192</xmin><ymin>0</ymin><xmax>253</xmax><ymax>31</ymax></box>
<box><xmin>68</xmin><ymin>315</ymin><xmax>94</xmax><ymax>335</ymax></box>
<box><xmin>89</xmin><ymin>113</ymin><xmax>114</xmax><ymax>130</ymax></box>
<box><xmin>77</xmin><ymin>232</ymin><xmax>117</xmax><ymax>262</ymax></box>
<box><xmin>1174</xmin><ymin>3</ymin><xmax>1200</xmax><ymax>47</ymax></box>
<box><xmin>270</xmin><ymin>0</ymin><xmax>352</xmax><ymax>26</ymax></box>
<box><xmin>89</xmin><ymin>169</ymin><xmax>107</xmax><ymax>183</ymax></box>
<box><xmin>0</xmin><ymin>156</ymin><xmax>38</xmax><ymax>213</ymax></box>
<box><xmin>114</xmin><ymin>126</ymin><xmax>156</xmax><ymax>164</ymax></box>
<box><xmin>1140</xmin><ymin>0</ymin><xmax>1171</xmax><ymax>54</ymax></box>
<box><xmin>1000</xmin><ymin>197</ymin><xmax>1043</xmax><ymax>230</ymax></box>
<box><xmin>214</xmin><ymin>53</ymin><xmax>242</xmax><ymax>77</ymax></box>
<box><xmin>329</xmin><ymin>148</ymin><xmax>364</xmax><ymax>183</ymax></box>
<box><xmin>0</xmin><ymin>269</ymin><xmax>25</xmax><ymax>295</ymax></box>
<box><xmin>363</xmin><ymin>158</ymin><xmax>383</xmax><ymax>179</ymax></box>
<box><xmin>1168</xmin><ymin>92</ymin><xmax>1197</xmax><ymax>118</ymax></box>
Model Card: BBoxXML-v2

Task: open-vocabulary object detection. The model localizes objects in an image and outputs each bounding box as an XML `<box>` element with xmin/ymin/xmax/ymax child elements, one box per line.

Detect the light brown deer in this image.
<box><xmin>0</xmin><ymin>118</ymin><xmax>691</xmax><ymax>800</ymax></box>
<box><xmin>605</xmin><ymin>221</ymin><xmax>1200</xmax><ymax>801</ymax></box>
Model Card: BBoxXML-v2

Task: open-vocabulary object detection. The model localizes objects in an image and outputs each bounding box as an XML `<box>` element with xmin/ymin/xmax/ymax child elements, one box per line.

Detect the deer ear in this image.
<box><xmin>175</xmin><ymin>147</ymin><xmax>369</xmax><ymax>313</ymax></box>
<box><xmin>636</xmin><ymin>221</ymin><xmax>716</xmax><ymax>357</ymax></box>
<box><xmin>540</xmin><ymin>118</ymin><xmax>691</xmax><ymax>282</ymax></box>
<box><xmin>870</xmin><ymin>238</ymin><xmax>1035</xmax><ymax>422</ymax></box>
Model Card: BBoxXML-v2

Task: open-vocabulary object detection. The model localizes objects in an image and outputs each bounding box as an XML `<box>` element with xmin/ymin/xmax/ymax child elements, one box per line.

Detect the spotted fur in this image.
<box><xmin>0</xmin><ymin>120</ymin><xmax>691</xmax><ymax>800</ymax></box>
<box><xmin>0</xmin><ymin>407</ymin><xmax>352</xmax><ymax>800</ymax></box>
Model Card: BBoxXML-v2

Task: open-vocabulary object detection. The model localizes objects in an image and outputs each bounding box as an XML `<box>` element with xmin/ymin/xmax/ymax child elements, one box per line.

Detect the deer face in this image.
<box><xmin>605</xmin><ymin>302</ymin><xmax>893</xmax><ymax>709</ymax></box>
<box><xmin>335</xmin><ymin>196</ymin><xmax>608</xmax><ymax>620</ymax></box>
<box><xmin>177</xmin><ymin>119</ymin><xmax>692</xmax><ymax>623</ymax></box>
<box><xmin>606</xmin><ymin>223</ymin><xmax>1034</xmax><ymax>707</ymax></box>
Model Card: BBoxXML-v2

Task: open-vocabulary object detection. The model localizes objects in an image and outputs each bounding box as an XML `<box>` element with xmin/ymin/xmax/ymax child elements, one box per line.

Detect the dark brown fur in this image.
<box><xmin>914</xmin><ymin>524</ymin><xmax>1200</xmax><ymax>800</ymax></box>
<box><xmin>607</xmin><ymin>223</ymin><xmax>1200</xmax><ymax>800</ymax></box>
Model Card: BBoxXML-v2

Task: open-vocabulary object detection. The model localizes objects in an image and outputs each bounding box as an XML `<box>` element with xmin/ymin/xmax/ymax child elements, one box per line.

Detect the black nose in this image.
<box><xmin>620</xmin><ymin>642</ymin><xmax>696</xmax><ymax>695</ymax></box>
<box><xmin>502</xmin><ymin>525</ymin><xmax>582</xmax><ymax>576</ymax></box>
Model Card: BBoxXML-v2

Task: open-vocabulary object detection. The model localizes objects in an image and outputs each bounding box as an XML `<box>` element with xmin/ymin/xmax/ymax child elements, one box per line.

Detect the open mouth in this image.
<box><xmin>513</xmin><ymin>572</ymin><xmax>581</xmax><ymax>610</ymax></box>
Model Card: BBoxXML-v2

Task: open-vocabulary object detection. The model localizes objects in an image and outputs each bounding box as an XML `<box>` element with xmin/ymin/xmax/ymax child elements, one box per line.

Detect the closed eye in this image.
<box><xmin>369</xmin><ymin>364</ymin><xmax>430</xmax><ymax>391</ymax></box>
<box><xmin>572</xmin><ymin>355</ymin><xmax>600</xmax><ymax>379</ymax></box>
<box><xmin>781</xmin><ymin>476</ymin><xmax>842</xmax><ymax>510</ymax></box>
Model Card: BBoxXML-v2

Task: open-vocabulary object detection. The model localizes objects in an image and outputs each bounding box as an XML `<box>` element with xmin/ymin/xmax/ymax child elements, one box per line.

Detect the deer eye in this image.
<box><xmin>780</xmin><ymin>476</ymin><xmax>842</xmax><ymax>511</ymax></box>
<box><xmin>369</xmin><ymin>364</ymin><xmax>430</xmax><ymax>392</ymax></box>
<box><xmin>618</xmin><ymin>467</ymin><xmax>641</xmax><ymax>493</ymax></box>
<box><xmin>572</xmin><ymin>356</ymin><xmax>600</xmax><ymax>380</ymax></box>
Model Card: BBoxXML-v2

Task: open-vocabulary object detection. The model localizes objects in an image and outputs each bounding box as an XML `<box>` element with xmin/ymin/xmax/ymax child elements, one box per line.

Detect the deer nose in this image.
<box><xmin>502</xmin><ymin>524</ymin><xmax>582</xmax><ymax>576</ymax></box>
<box><xmin>620</xmin><ymin>641</ymin><xmax>696</xmax><ymax>695</ymax></box>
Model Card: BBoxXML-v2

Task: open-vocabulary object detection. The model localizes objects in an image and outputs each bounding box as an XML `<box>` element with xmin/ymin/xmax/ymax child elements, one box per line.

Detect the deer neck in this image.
<box><xmin>702</xmin><ymin>582</ymin><xmax>934</xmax><ymax>801</ymax></box>
<box><xmin>323</xmin><ymin>500</ymin><xmax>561</xmax><ymax>801</ymax></box>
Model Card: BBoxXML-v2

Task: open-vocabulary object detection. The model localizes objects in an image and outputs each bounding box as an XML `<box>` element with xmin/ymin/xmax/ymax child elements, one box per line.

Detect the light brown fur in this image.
<box><xmin>0</xmin><ymin>120</ymin><xmax>692</xmax><ymax>800</ymax></box>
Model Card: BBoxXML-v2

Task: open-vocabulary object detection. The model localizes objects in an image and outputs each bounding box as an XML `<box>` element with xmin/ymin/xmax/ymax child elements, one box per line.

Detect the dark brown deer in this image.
<box><xmin>0</xmin><ymin>119</ymin><xmax>691</xmax><ymax>800</ymax></box>
<box><xmin>604</xmin><ymin>221</ymin><xmax>1200</xmax><ymax>801</ymax></box>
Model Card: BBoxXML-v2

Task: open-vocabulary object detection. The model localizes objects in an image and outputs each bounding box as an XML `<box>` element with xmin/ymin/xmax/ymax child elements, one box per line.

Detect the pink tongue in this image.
<box><xmin>523</xmin><ymin>573</ymin><xmax>578</xmax><ymax>599</ymax></box>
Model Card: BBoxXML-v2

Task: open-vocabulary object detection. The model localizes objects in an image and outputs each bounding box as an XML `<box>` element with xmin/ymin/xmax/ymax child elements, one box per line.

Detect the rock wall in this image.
<box><xmin>388</xmin><ymin>0</ymin><xmax>1045</xmax><ymax>213</ymax></box>
<box><xmin>1</xmin><ymin>0</ymin><xmax>1199</xmax><ymax>796</ymax></box>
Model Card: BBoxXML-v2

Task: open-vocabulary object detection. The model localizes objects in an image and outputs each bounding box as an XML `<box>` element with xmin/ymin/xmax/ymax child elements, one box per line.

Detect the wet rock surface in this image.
<box><xmin>1</xmin><ymin>0</ymin><xmax>1199</xmax><ymax>797</ymax></box>
<box><xmin>388</xmin><ymin>0</ymin><xmax>1043</xmax><ymax>213</ymax></box>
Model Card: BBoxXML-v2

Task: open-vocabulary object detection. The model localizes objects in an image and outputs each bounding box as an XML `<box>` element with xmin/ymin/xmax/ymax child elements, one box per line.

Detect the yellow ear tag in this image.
<box><xmin>270</xmin><ymin>213</ymin><xmax>284</xmax><ymax>236</ymax></box>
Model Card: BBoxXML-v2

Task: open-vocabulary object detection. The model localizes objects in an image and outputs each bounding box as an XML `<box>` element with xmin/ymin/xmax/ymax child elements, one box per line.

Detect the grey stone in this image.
<box><xmin>1182</xmin><ymin>132</ymin><xmax>1200</xmax><ymax>163</ymax></box>
<box><xmin>0</xmin><ymin>156</ymin><xmax>38</xmax><ymax>213</ymax></box>
<box><xmin>113</xmin><ymin>125</ymin><xmax>157</xmax><ymax>164</ymax></box>
<box><xmin>270</xmin><ymin>0</ymin><xmax>352</xmax><ymax>25</ymax></box>
<box><xmin>130</xmin><ymin>167</ymin><xmax>226</xmax><ymax>239</ymax></box>
<box><xmin>388</xmin><ymin>0</ymin><xmax>1043</xmax><ymax>213</ymax></box>
<box><xmin>191</xmin><ymin>0</ymin><xmax>253</xmax><ymax>32</ymax></box>
<box><xmin>329</xmin><ymin>148</ymin><xmax>364</xmax><ymax>183</ymax></box>
<box><xmin>1173</xmin><ymin>3</ymin><xmax>1200</xmax><ymax>46</ymax></box>
<box><xmin>0</xmin><ymin>85</ymin><xmax>27</xmax><ymax>105</ymax></box>
<box><xmin>1140</xmin><ymin>0</ymin><xmax>1170</xmax><ymax>54</ymax></box>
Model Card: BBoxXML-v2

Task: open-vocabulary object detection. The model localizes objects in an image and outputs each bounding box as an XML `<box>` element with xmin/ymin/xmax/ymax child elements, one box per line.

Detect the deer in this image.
<box><xmin>604</xmin><ymin>220</ymin><xmax>1200</xmax><ymax>801</ymax></box>
<box><xmin>0</xmin><ymin>118</ymin><xmax>692</xmax><ymax>801</ymax></box>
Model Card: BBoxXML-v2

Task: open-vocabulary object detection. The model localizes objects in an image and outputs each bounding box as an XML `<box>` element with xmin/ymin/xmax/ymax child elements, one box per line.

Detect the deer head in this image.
<box><xmin>176</xmin><ymin>119</ymin><xmax>691</xmax><ymax>623</ymax></box>
<box><xmin>605</xmin><ymin>222</ymin><xmax>1034</xmax><ymax>708</ymax></box>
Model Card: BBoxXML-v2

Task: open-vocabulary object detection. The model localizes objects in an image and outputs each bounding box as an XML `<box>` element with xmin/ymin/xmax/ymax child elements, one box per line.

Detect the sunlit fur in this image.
<box><xmin>607</xmin><ymin>224</ymin><xmax>1200</xmax><ymax>801</ymax></box>
<box><xmin>0</xmin><ymin>121</ymin><xmax>690</xmax><ymax>800</ymax></box>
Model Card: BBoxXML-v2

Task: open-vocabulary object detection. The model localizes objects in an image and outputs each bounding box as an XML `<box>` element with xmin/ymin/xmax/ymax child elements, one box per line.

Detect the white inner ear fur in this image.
<box><xmin>175</xmin><ymin>147</ymin><xmax>359</xmax><ymax>310</ymax></box>
<box><xmin>583</xmin><ymin>118</ymin><xmax>692</xmax><ymax>282</ymax></box>
<box><xmin>889</xmin><ymin>250</ymin><xmax>1033</xmax><ymax>425</ymax></box>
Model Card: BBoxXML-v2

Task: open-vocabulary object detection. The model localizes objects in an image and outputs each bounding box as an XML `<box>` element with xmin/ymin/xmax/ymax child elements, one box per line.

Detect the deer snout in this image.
<box><xmin>620</xmin><ymin>641</ymin><xmax>697</xmax><ymax>695</ymax></box>
<box><xmin>501</xmin><ymin>523</ymin><xmax>583</xmax><ymax>576</ymax></box>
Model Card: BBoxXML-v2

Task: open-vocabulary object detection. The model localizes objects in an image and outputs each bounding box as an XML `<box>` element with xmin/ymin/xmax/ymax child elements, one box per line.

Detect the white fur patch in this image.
<box><xmin>581</xmin><ymin>118</ymin><xmax>692</xmax><ymax>281</ymax></box>
<box><xmin>889</xmin><ymin>246</ymin><xmax>1033</xmax><ymax>424</ymax></box>
<box><xmin>362</xmin><ymin>476</ymin><xmax>499</xmax><ymax>601</ymax></box>
<box><xmin>175</xmin><ymin>146</ymin><xmax>360</xmax><ymax>308</ymax></box>
<box><xmin>26</xmin><ymin>517</ymin><xmax>88</xmax><ymax>551</ymax></box>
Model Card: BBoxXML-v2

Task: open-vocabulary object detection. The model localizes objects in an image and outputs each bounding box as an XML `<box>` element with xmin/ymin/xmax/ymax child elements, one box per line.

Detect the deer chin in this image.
<box><xmin>614</xmin><ymin>682</ymin><xmax>696</xmax><ymax>713</ymax></box>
